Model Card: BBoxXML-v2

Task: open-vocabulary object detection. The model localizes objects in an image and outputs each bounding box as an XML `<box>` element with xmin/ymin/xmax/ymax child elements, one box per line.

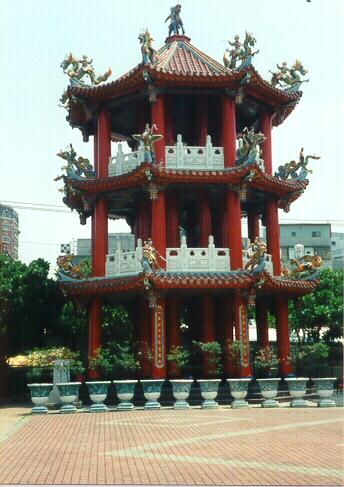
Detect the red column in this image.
<box><xmin>223</xmin><ymin>295</ymin><xmax>236</xmax><ymax>377</ymax></box>
<box><xmin>198</xmin><ymin>189</ymin><xmax>212</xmax><ymax>247</ymax></box>
<box><xmin>88</xmin><ymin>296</ymin><xmax>102</xmax><ymax>378</ymax></box>
<box><xmin>165</xmin><ymin>95</ymin><xmax>175</xmax><ymax>146</ymax></box>
<box><xmin>201</xmin><ymin>295</ymin><xmax>216</xmax><ymax>377</ymax></box>
<box><xmin>247</xmin><ymin>207</ymin><xmax>260</xmax><ymax>242</ymax></box>
<box><xmin>265</xmin><ymin>197</ymin><xmax>281</xmax><ymax>276</ymax></box>
<box><xmin>92</xmin><ymin>197</ymin><xmax>108</xmax><ymax>276</ymax></box>
<box><xmin>225</xmin><ymin>188</ymin><xmax>243</xmax><ymax>270</ymax></box>
<box><xmin>136</xmin><ymin>195</ymin><xmax>151</xmax><ymax>244</ymax></box>
<box><xmin>136</xmin><ymin>295</ymin><xmax>151</xmax><ymax>378</ymax></box>
<box><xmin>151</xmin><ymin>296</ymin><xmax>167</xmax><ymax>379</ymax></box>
<box><xmin>97</xmin><ymin>107</ymin><xmax>111</xmax><ymax>178</ymax></box>
<box><xmin>233</xmin><ymin>293</ymin><xmax>252</xmax><ymax>377</ymax></box>
<box><xmin>151</xmin><ymin>190</ymin><xmax>166</xmax><ymax>268</ymax></box>
<box><xmin>256</xmin><ymin>298</ymin><xmax>269</xmax><ymax>349</ymax></box>
<box><xmin>261</xmin><ymin>112</ymin><xmax>273</xmax><ymax>175</ymax></box>
<box><xmin>167</xmin><ymin>295</ymin><xmax>181</xmax><ymax>378</ymax></box>
<box><xmin>197</xmin><ymin>95</ymin><xmax>208</xmax><ymax>146</ymax></box>
<box><xmin>166</xmin><ymin>191</ymin><xmax>179</xmax><ymax>247</ymax></box>
<box><xmin>151</xmin><ymin>94</ymin><xmax>166</xmax><ymax>165</ymax></box>
<box><xmin>275</xmin><ymin>296</ymin><xmax>293</xmax><ymax>376</ymax></box>
<box><xmin>222</xmin><ymin>95</ymin><xmax>236</xmax><ymax>168</ymax></box>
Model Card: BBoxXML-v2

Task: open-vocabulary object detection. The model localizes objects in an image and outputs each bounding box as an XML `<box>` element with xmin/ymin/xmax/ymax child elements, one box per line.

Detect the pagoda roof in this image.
<box><xmin>67</xmin><ymin>35</ymin><xmax>301</xmax><ymax>128</ymax></box>
<box><xmin>59</xmin><ymin>270</ymin><xmax>317</xmax><ymax>298</ymax></box>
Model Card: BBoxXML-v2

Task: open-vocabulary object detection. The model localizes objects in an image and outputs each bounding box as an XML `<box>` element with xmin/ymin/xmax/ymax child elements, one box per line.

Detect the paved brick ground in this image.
<box><xmin>0</xmin><ymin>405</ymin><xmax>343</xmax><ymax>485</ymax></box>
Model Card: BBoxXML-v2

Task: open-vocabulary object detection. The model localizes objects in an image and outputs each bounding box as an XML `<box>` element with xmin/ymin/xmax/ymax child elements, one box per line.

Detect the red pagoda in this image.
<box><xmin>57</xmin><ymin>12</ymin><xmax>319</xmax><ymax>380</ymax></box>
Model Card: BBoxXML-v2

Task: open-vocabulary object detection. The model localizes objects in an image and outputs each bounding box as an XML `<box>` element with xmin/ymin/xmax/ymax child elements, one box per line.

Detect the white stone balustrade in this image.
<box><xmin>108</xmin><ymin>142</ymin><xmax>144</xmax><ymax>177</ymax></box>
<box><xmin>166</xmin><ymin>236</ymin><xmax>230</xmax><ymax>272</ymax></box>
<box><xmin>242</xmin><ymin>249</ymin><xmax>273</xmax><ymax>274</ymax></box>
<box><xmin>106</xmin><ymin>239</ymin><xmax>143</xmax><ymax>276</ymax></box>
<box><xmin>165</xmin><ymin>134</ymin><xmax>224</xmax><ymax>170</ymax></box>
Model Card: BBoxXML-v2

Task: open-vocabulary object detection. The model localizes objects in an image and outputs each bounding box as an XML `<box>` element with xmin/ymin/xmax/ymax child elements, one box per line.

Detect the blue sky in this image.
<box><xmin>1</xmin><ymin>0</ymin><xmax>343</xmax><ymax>272</ymax></box>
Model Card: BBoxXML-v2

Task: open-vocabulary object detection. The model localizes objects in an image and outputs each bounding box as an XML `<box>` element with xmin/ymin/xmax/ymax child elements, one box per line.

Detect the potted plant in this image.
<box><xmin>87</xmin><ymin>348</ymin><xmax>112</xmax><ymax>412</ymax></box>
<box><xmin>167</xmin><ymin>346</ymin><xmax>193</xmax><ymax>409</ymax></box>
<box><xmin>194</xmin><ymin>341</ymin><xmax>222</xmax><ymax>409</ymax></box>
<box><xmin>225</xmin><ymin>341</ymin><xmax>250</xmax><ymax>408</ymax></box>
<box><xmin>140</xmin><ymin>379</ymin><xmax>165</xmax><ymax>409</ymax></box>
<box><xmin>111</xmin><ymin>342</ymin><xmax>139</xmax><ymax>410</ymax></box>
<box><xmin>286</xmin><ymin>345</ymin><xmax>309</xmax><ymax>407</ymax></box>
<box><xmin>254</xmin><ymin>347</ymin><xmax>280</xmax><ymax>408</ymax></box>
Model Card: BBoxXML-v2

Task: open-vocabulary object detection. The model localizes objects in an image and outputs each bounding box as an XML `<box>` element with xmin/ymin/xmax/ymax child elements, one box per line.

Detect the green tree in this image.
<box><xmin>289</xmin><ymin>268</ymin><xmax>343</xmax><ymax>344</ymax></box>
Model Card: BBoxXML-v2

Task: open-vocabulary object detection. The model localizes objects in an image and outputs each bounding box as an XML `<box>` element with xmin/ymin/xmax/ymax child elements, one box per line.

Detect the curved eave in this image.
<box><xmin>67</xmin><ymin>65</ymin><xmax>301</xmax><ymax>128</ymax></box>
<box><xmin>59</xmin><ymin>271</ymin><xmax>317</xmax><ymax>297</ymax></box>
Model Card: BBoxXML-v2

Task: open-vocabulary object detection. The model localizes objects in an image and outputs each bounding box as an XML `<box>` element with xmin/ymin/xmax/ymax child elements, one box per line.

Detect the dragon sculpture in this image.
<box><xmin>275</xmin><ymin>148</ymin><xmax>320</xmax><ymax>181</ymax></box>
<box><xmin>236</xmin><ymin>127</ymin><xmax>266</xmax><ymax>167</ymax></box>
<box><xmin>282</xmin><ymin>254</ymin><xmax>322</xmax><ymax>280</ymax></box>
<box><xmin>165</xmin><ymin>4</ymin><xmax>185</xmax><ymax>36</ymax></box>
<box><xmin>270</xmin><ymin>59</ymin><xmax>309</xmax><ymax>92</ymax></box>
<box><xmin>142</xmin><ymin>238</ymin><xmax>166</xmax><ymax>274</ymax></box>
<box><xmin>61</xmin><ymin>53</ymin><xmax>112</xmax><ymax>86</ymax></box>
<box><xmin>56</xmin><ymin>254</ymin><xmax>87</xmax><ymax>280</ymax></box>
<box><xmin>244</xmin><ymin>238</ymin><xmax>268</xmax><ymax>274</ymax></box>
<box><xmin>55</xmin><ymin>144</ymin><xmax>95</xmax><ymax>181</ymax></box>
<box><xmin>138</xmin><ymin>29</ymin><xmax>157</xmax><ymax>65</ymax></box>
<box><xmin>223</xmin><ymin>32</ymin><xmax>259</xmax><ymax>70</ymax></box>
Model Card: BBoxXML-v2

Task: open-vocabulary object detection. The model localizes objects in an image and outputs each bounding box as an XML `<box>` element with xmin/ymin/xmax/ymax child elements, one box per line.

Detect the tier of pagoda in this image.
<box><xmin>57</xmin><ymin>13</ymin><xmax>318</xmax><ymax>379</ymax></box>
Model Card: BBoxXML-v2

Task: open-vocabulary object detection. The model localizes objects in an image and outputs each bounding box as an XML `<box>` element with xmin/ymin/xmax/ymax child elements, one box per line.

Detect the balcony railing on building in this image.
<box><xmin>105</xmin><ymin>236</ymin><xmax>230</xmax><ymax>277</ymax></box>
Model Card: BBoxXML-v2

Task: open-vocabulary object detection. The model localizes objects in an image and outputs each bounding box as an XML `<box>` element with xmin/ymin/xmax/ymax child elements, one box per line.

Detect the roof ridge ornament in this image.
<box><xmin>60</xmin><ymin>53</ymin><xmax>112</xmax><ymax>86</ymax></box>
<box><xmin>165</xmin><ymin>4</ymin><xmax>185</xmax><ymax>37</ymax></box>
<box><xmin>138</xmin><ymin>29</ymin><xmax>157</xmax><ymax>66</ymax></box>
<box><xmin>270</xmin><ymin>60</ymin><xmax>309</xmax><ymax>93</ymax></box>
<box><xmin>274</xmin><ymin>148</ymin><xmax>320</xmax><ymax>181</ymax></box>
<box><xmin>223</xmin><ymin>32</ymin><xmax>259</xmax><ymax>70</ymax></box>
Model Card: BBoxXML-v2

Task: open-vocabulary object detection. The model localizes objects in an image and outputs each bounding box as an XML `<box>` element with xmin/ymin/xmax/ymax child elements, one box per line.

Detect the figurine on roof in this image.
<box><xmin>223</xmin><ymin>32</ymin><xmax>259</xmax><ymax>70</ymax></box>
<box><xmin>165</xmin><ymin>4</ymin><xmax>185</xmax><ymax>36</ymax></box>
<box><xmin>270</xmin><ymin>59</ymin><xmax>309</xmax><ymax>92</ymax></box>
<box><xmin>236</xmin><ymin>127</ymin><xmax>266</xmax><ymax>167</ymax></box>
<box><xmin>288</xmin><ymin>254</ymin><xmax>322</xmax><ymax>280</ymax></box>
<box><xmin>60</xmin><ymin>52</ymin><xmax>112</xmax><ymax>86</ymax></box>
<box><xmin>132</xmin><ymin>124</ymin><xmax>163</xmax><ymax>163</ymax></box>
<box><xmin>138</xmin><ymin>29</ymin><xmax>157</xmax><ymax>65</ymax></box>
<box><xmin>244</xmin><ymin>238</ymin><xmax>268</xmax><ymax>274</ymax></box>
<box><xmin>56</xmin><ymin>254</ymin><xmax>87</xmax><ymax>280</ymax></box>
<box><xmin>142</xmin><ymin>238</ymin><xmax>165</xmax><ymax>273</ymax></box>
<box><xmin>55</xmin><ymin>144</ymin><xmax>96</xmax><ymax>181</ymax></box>
<box><xmin>275</xmin><ymin>148</ymin><xmax>320</xmax><ymax>181</ymax></box>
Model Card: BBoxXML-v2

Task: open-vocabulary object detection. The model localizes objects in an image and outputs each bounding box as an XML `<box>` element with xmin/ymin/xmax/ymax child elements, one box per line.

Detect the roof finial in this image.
<box><xmin>165</xmin><ymin>4</ymin><xmax>185</xmax><ymax>37</ymax></box>
<box><xmin>138</xmin><ymin>29</ymin><xmax>157</xmax><ymax>65</ymax></box>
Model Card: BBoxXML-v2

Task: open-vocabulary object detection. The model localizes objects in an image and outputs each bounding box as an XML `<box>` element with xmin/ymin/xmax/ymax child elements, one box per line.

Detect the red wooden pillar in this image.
<box><xmin>151</xmin><ymin>190</ymin><xmax>167</xmax><ymax>268</ymax></box>
<box><xmin>201</xmin><ymin>295</ymin><xmax>216</xmax><ymax>377</ymax></box>
<box><xmin>88</xmin><ymin>296</ymin><xmax>102</xmax><ymax>378</ymax></box>
<box><xmin>225</xmin><ymin>188</ymin><xmax>243</xmax><ymax>270</ymax></box>
<box><xmin>233</xmin><ymin>293</ymin><xmax>252</xmax><ymax>377</ymax></box>
<box><xmin>97</xmin><ymin>107</ymin><xmax>111</xmax><ymax>178</ymax></box>
<box><xmin>247</xmin><ymin>207</ymin><xmax>260</xmax><ymax>242</ymax></box>
<box><xmin>222</xmin><ymin>94</ymin><xmax>236</xmax><ymax>168</ymax></box>
<box><xmin>198</xmin><ymin>189</ymin><xmax>212</xmax><ymax>247</ymax></box>
<box><xmin>167</xmin><ymin>295</ymin><xmax>181</xmax><ymax>377</ymax></box>
<box><xmin>136</xmin><ymin>195</ymin><xmax>151</xmax><ymax>244</ymax></box>
<box><xmin>151</xmin><ymin>93</ymin><xmax>166</xmax><ymax>165</ymax></box>
<box><xmin>275</xmin><ymin>296</ymin><xmax>293</xmax><ymax>376</ymax></box>
<box><xmin>265</xmin><ymin>197</ymin><xmax>281</xmax><ymax>276</ymax></box>
<box><xmin>166</xmin><ymin>191</ymin><xmax>179</xmax><ymax>247</ymax></box>
<box><xmin>165</xmin><ymin>95</ymin><xmax>175</xmax><ymax>146</ymax></box>
<box><xmin>136</xmin><ymin>295</ymin><xmax>151</xmax><ymax>378</ymax></box>
<box><xmin>151</xmin><ymin>296</ymin><xmax>167</xmax><ymax>379</ymax></box>
<box><xmin>223</xmin><ymin>295</ymin><xmax>236</xmax><ymax>377</ymax></box>
<box><xmin>256</xmin><ymin>298</ymin><xmax>269</xmax><ymax>349</ymax></box>
<box><xmin>197</xmin><ymin>95</ymin><xmax>208</xmax><ymax>146</ymax></box>
<box><xmin>261</xmin><ymin>112</ymin><xmax>273</xmax><ymax>175</ymax></box>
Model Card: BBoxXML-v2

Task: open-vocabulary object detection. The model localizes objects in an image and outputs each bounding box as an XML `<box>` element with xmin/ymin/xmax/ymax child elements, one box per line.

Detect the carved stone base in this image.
<box><xmin>173</xmin><ymin>400</ymin><xmax>190</xmax><ymax>410</ymax></box>
<box><xmin>60</xmin><ymin>404</ymin><xmax>77</xmax><ymax>413</ymax></box>
<box><xmin>201</xmin><ymin>399</ymin><xmax>219</xmax><ymax>409</ymax></box>
<box><xmin>290</xmin><ymin>398</ymin><xmax>308</xmax><ymax>408</ymax></box>
<box><xmin>117</xmin><ymin>402</ymin><xmax>135</xmax><ymax>410</ymax></box>
<box><xmin>231</xmin><ymin>399</ymin><xmax>249</xmax><ymax>409</ymax></box>
<box><xmin>318</xmin><ymin>399</ymin><xmax>336</xmax><ymax>407</ymax></box>
<box><xmin>89</xmin><ymin>404</ymin><xmax>108</xmax><ymax>412</ymax></box>
<box><xmin>144</xmin><ymin>400</ymin><xmax>161</xmax><ymax>410</ymax></box>
<box><xmin>32</xmin><ymin>405</ymin><xmax>49</xmax><ymax>414</ymax></box>
<box><xmin>262</xmin><ymin>399</ymin><xmax>279</xmax><ymax>408</ymax></box>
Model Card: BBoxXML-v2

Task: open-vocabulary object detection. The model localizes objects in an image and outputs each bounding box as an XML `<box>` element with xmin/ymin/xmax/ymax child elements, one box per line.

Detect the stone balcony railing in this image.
<box><xmin>242</xmin><ymin>249</ymin><xmax>273</xmax><ymax>274</ymax></box>
<box><xmin>105</xmin><ymin>236</ymin><xmax>230</xmax><ymax>277</ymax></box>
<box><xmin>165</xmin><ymin>135</ymin><xmax>224</xmax><ymax>170</ymax></box>
<box><xmin>108</xmin><ymin>142</ymin><xmax>144</xmax><ymax>177</ymax></box>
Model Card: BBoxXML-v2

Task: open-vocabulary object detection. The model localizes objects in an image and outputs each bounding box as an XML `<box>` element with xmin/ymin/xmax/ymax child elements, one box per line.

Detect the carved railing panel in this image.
<box><xmin>165</xmin><ymin>135</ymin><xmax>224</xmax><ymax>170</ymax></box>
<box><xmin>108</xmin><ymin>142</ymin><xmax>144</xmax><ymax>177</ymax></box>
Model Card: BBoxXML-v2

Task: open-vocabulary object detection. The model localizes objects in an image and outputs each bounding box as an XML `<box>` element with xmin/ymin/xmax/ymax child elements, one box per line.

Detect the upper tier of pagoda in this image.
<box><xmin>63</xmin><ymin>33</ymin><xmax>303</xmax><ymax>137</ymax></box>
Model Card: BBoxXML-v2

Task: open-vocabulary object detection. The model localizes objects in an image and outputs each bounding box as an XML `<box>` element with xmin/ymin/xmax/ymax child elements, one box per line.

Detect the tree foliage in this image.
<box><xmin>289</xmin><ymin>268</ymin><xmax>343</xmax><ymax>344</ymax></box>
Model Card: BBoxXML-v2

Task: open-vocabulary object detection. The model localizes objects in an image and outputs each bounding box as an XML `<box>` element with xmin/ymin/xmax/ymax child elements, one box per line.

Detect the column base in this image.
<box><xmin>60</xmin><ymin>404</ymin><xmax>77</xmax><ymax>413</ymax></box>
<box><xmin>318</xmin><ymin>399</ymin><xmax>336</xmax><ymax>407</ymax></box>
<box><xmin>231</xmin><ymin>399</ymin><xmax>249</xmax><ymax>409</ymax></box>
<box><xmin>262</xmin><ymin>399</ymin><xmax>279</xmax><ymax>408</ymax></box>
<box><xmin>201</xmin><ymin>399</ymin><xmax>219</xmax><ymax>409</ymax></box>
<box><xmin>89</xmin><ymin>404</ymin><xmax>108</xmax><ymax>412</ymax></box>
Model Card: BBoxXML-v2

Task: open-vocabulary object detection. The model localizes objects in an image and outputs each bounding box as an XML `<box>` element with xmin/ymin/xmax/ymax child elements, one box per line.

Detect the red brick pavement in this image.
<box><xmin>0</xmin><ymin>406</ymin><xmax>343</xmax><ymax>485</ymax></box>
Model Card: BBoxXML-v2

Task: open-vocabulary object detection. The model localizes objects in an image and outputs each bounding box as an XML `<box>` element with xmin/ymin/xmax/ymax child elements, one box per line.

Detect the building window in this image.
<box><xmin>291</xmin><ymin>231</ymin><xmax>296</xmax><ymax>237</ymax></box>
<box><xmin>2</xmin><ymin>210</ymin><xmax>10</xmax><ymax>219</ymax></box>
<box><xmin>281</xmin><ymin>247</ymin><xmax>288</xmax><ymax>260</ymax></box>
<box><xmin>2</xmin><ymin>224</ymin><xmax>10</xmax><ymax>231</ymax></box>
<box><xmin>2</xmin><ymin>236</ymin><xmax>10</xmax><ymax>243</ymax></box>
<box><xmin>312</xmin><ymin>231</ymin><xmax>321</xmax><ymax>237</ymax></box>
<box><xmin>332</xmin><ymin>241</ymin><xmax>336</xmax><ymax>246</ymax></box>
<box><xmin>288</xmin><ymin>246</ymin><xmax>314</xmax><ymax>259</ymax></box>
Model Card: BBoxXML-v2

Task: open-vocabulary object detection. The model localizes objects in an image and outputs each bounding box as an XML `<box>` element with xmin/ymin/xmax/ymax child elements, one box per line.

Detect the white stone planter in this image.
<box><xmin>170</xmin><ymin>379</ymin><xmax>193</xmax><ymax>409</ymax></box>
<box><xmin>257</xmin><ymin>378</ymin><xmax>280</xmax><ymax>408</ymax></box>
<box><xmin>27</xmin><ymin>383</ymin><xmax>53</xmax><ymax>414</ymax></box>
<box><xmin>285</xmin><ymin>377</ymin><xmax>308</xmax><ymax>407</ymax></box>
<box><xmin>197</xmin><ymin>379</ymin><xmax>221</xmax><ymax>409</ymax></box>
<box><xmin>56</xmin><ymin>382</ymin><xmax>81</xmax><ymax>413</ymax></box>
<box><xmin>113</xmin><ymin>380</ymin><xmax>137</xmax><ymax>410</ymax></box>
<box><xmin>141</xmin><ymin>380</ymin><xmax>164</xmax><ymax>409</ymax></box>
<box><xmin>313</xmin><ymin>378</ymin><xmax>336</xmax><ymax>407</ymax></box>
<box><xmin>86</xmin><ymin>381</ymin><xmax>111</xmax><ymax>412</ymax></box>
<box><xmin>227</xmin><ymin>379</ymin><xmax>251</xmax><ymax>408</ymax></box>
